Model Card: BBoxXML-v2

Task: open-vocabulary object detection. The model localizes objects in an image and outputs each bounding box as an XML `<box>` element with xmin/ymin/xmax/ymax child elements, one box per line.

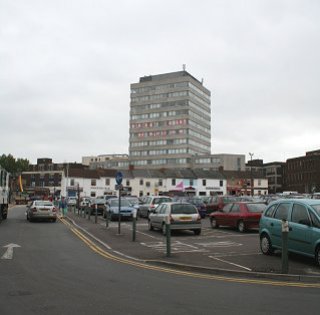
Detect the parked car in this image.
<box><xmin>90</xmin><ymin>197</ymin><xmax>106</xmax><ymax>215</ymax></box>
<box><xmin>209</xmin><ymin>202</ymin><xmax>267</xmax><ymax>232</ymax></box>
<box><xmin>80</xmin><ymin>197</ymin><xmax>91</xmax><ymax>210</ymax></box>
<box><xmin>104</xmin><ymin>198</ymin><xmax>136</xmax><ymax>221</ymax></box>
<box><xmin>259</xmin><ymin>198</ymin><xmax>320</xmax><ymax>265</ymax></box>
<box><xmin>205</xmin><ymin>195</ymin><xmax>239</xmax><ymax>214</ymax></box>
<box><xmin>148</xmin><ymin>202</ymin><xmax>202</xmax><ymax>235</ymax></box>
<box><xmin>26</xmin><ymin>200</ymin><xmax>57</xmax><ymax>222</ymax></box>
<box><xmin>139</xmin><ymin>196</ymin><xmax>172</xmax><ymax>218</ymax></box>
<box><xmin>174</xmin><ymin>196</ymin><xmax>207</xmax><ymax>218</ymax></box>
<box><xmin>67</xmin><ymin>197</ymin><xmax>77</xmax><ymax>206</ymax></box>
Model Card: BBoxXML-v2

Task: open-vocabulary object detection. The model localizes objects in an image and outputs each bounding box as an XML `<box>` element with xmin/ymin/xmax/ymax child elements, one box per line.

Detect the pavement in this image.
<box><xmin>64</xmin><ymin>209</ymin><xmax>320</xmax><ymax>283</ymax></box>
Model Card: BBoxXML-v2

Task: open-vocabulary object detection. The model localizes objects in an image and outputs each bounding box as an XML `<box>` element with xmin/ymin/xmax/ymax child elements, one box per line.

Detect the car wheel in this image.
<box><xmin>148</xmin><ymin>220</ymin><xmax>154</xmax><ymax>231</ymax></box>
<box><xmin>260</xmin><ymin>233</ymin><xmax>273</xmax><ymax>255</ymax></box>
<box><xmin>237</xmin><ymin>220</ymin><xmax>245</xmax><ymax>233</ymax></box>
<box><xmin>315</xmin><ymin>246</ymin><xmax>320</xmax><ymax>266</ymax></box>
<box><xmin>194</xmin><ymin>229</ymin><xmax>201</xmax><ymax>235</ymax></box>
<box><xmin>210</xmin><ymin>217</ymin><xmax>219</xmax><ymax>229</ymax></box>
<box><xmin>52</xmin><ymin>219</ymin><xmax>57</xmax><ymax>223</ymax></box>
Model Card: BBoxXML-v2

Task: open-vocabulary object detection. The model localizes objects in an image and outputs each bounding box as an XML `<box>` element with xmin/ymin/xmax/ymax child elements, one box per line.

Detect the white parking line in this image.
<box><xmin>209</xmin><ymin>256</ymin><xmax>252</xmax><ymax>271</ymax></box>
<box><xmin>195</xmin><ymin>241</ymin><xmax>242</xmax><ymax>248</ymax></box>
<box><xmin>140</xmin><ymin>241</ymin><xmax>206</xmax><ymax>253</ymax></box>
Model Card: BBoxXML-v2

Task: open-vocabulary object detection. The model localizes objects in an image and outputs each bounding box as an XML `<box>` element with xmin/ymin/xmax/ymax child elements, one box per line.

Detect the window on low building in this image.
<box><xmin>91</xmin><ymin>179</ymin><xmax>96</xmax><ymax>186</ymax></box>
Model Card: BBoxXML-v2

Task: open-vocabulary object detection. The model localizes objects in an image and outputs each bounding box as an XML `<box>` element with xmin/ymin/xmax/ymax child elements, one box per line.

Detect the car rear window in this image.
<box><xmin>35</xmin><ymin>201</ymin><xmax>53</xmax><ymax>207</ymax></box>
<box><xmin>153</xmin><ymin>198</ymin><xmax>171</xmax><ymax>204</ymax></box>
<box><xmin>223</xmin><ymin>197</ymin><xmax>238</xmax><ymax>203</ymax></box>
<box><xmin>171</xmin><ymin>204</ymin><xmax>197</xmax><ymax>214</ymax></box>
<box><xmin>247</xmin><ymin>203</ymin><xmax>267</xmax><ymax>213</ymax></box>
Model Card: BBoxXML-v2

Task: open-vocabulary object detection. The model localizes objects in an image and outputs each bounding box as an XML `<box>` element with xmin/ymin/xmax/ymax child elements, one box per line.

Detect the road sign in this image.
<box><xmin>115</xmin><ymin>171</ymin><xmax>123</xmax><ymax>185</ymax></box>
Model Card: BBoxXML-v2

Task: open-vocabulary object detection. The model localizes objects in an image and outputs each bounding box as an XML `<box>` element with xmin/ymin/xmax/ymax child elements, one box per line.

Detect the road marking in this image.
<box><xmin>195</xmin><ymin>241</ymin><xmax>242</xmax><ymax>248</ymax></box>
<box><xmin>1</xmin><ymin>243</ymin><xmax>21</xmax><ymax>260</ymax></box>
<box><xmin>61</xmin><ymin>219</ymin><xmax>320</xmax><ymax>289</ymax></box>
<box><xmin>140</xmin><ymin>241</ymin><xmax>206</xmax><ymax>253</ymax></box>
<box><xmin>209</xmin><ymin>252</ymin><xmax>262</xmax><ymax>258</ymax></box>
<box><xmin>209</xmin><ymin>256</ymin><xmax>252</xmax><ymax>271</ymax></box>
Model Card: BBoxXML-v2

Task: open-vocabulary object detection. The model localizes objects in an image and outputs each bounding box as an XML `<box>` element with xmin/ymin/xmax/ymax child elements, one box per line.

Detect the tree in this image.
<box><xmin>0</xmin><ymin>154</ymin><xmax>30</xmax><ymax>175</ymax></box>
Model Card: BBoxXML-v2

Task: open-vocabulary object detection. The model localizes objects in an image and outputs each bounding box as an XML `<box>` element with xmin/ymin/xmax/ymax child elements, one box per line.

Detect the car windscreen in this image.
<box><xmin>247</xmin><ymin>203</ymin><xmax>267</xmax><ymax>213</ymax></box>
<box><xmin>311</xmin><ymin>205</ymin><xmax>320</xmax><ymax>216</ymax></box>
<box><xmin>171</xmin><ymin>204</ymin><xmax>197</xmax><ymax>214</ymax></box>
<box><xmin>110</xmin><ymin>199</ymin><xmax>131</xmax><ymax>207</ymax></box>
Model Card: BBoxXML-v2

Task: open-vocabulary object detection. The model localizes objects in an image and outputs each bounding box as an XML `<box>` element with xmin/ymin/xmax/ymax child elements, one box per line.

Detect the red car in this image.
<box><xmin>209</xmin><ymin>202</ymin><xmax>267</xmax><ymax>232</ymax></box>
<box><xmin>205</xmin><ymin>195</ymin><xmax>239</xmax><ymax>214</ymax></box>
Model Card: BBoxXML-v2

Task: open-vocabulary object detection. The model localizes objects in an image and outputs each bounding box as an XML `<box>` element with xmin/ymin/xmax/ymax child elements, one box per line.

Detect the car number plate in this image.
<box><xmin>179</xmin><ymin>216</ymin><xmax>192</xmax><ymax>221</ymax></box>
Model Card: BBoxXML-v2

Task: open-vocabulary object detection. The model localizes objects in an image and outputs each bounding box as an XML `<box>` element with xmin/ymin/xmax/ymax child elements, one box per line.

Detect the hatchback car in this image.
<box><xmin>209</xmin><ymin>202</ymin><xmax>267</xmax><ymax>232</ymax></box>
<box><xmin>175</xmin><ymin>197</ymin><xmax>207</xmax><ymax>218</ymax></box>
<box><xmin>205</xmin><ymin>195</ymin><xmax>239</xmax><ymax>214</ymax></box>
<box><xmin>148</xmin><ymin>202</ymin><xmax>202</xmax><ymax>235</ymax></box>
<box><xmin>26</xmin><ymin>200</ymin><xmax>57</xmax><ymax>222</ymax></box>
<box><xmin>259</xmin><ymin>199</ymin><xmax>320</xmax><ymax>265</ymax></box>
<box><xmin>104</xmin><ymin>198</ymin><xmax>136</xmax><ymax>221</ymax></box>
<box><xmin>139</xmin><ymin>196</ymin><xmax>172</xmax><ymax>218</ymax></box>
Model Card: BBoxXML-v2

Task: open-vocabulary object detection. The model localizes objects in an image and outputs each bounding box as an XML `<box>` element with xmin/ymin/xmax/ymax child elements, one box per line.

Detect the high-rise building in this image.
<box><xmin>129</xmin><ymin>70</ymin><xmax>211</xmax><ymax>169</ymax></box>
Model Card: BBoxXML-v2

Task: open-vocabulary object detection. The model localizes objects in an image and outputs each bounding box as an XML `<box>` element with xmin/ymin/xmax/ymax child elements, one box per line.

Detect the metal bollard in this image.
<box><xmin>88</xmin><ymin>206</ymin><xmax>91</xmax><ymax>220</ymax></box>
<box><xmin>281</xmin><ymin>219</ymin><xmax>289</xmax><ymax>274</ymax></box>
<box><xmin>95</xmin><ymin>204</ymin><xmax>98</xmax><ymax>224</ymax></box>
<box><xmin>165</xmin><ymin>215</ymin><xmax>171</xmax><ymax>257</ymax></box>
<box><xmin>132</xmin><ymin>209</ymin><xmax>137</xmax><ymax>242</ymax></box>
<box><xmin>105</xmin><ymin>209</ymin><xmax>109</xmax><ymax>228</ymax></box>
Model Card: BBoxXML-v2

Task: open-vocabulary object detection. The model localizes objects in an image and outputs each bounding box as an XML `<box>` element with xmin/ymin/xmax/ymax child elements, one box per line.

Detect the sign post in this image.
<box><xmin>115</xmin><ymin>172</ymin><xmax>123</xmax><ymax>235</ymax></box>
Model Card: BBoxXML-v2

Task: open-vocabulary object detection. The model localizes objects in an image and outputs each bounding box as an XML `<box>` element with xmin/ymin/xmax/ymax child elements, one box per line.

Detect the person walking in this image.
<box><xmin>59</xmin><ymin>197</ymin><xmax>67</xmax><ymax>218</ymax></box>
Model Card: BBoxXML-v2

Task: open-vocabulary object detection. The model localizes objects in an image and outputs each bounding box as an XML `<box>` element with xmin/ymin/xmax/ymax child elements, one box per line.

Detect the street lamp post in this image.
<box><xmin>249</xmin><ymin>152</ymin><xmax>254</xmax><ymax>196</ymax></box>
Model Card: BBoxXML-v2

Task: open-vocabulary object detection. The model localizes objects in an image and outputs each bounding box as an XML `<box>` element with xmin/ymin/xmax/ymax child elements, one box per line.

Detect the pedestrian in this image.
<box><xmin>59</xmin><ymin>197</ymin><xmax>67</xmax><ymax>218</ymax></box>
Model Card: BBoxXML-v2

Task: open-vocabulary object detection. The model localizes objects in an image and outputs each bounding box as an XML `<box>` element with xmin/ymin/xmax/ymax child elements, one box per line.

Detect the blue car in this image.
<box><xmin>259</xmin><ymin>198</ymin><xmax>320</xmax><ymax>265</ymax></box>
<box><xmin>104</xmin><ymin>198</ymin><xmax>136</xmax><ymax>221</ymax></box>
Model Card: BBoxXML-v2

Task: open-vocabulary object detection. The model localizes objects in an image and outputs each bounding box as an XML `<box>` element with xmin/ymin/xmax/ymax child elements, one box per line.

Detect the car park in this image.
<box><xmin>26</xmin><ymin>200</ymin><xmax>57</xmax><ymax>222</ymax></box>
<box><xmin>139</xmin><ymin>196</ymin><xmax>172</xmax><ymax>218</ymax></box>
<box><xmin>148</xmin><ymin>202</ymin><xmax>202</xmax><ymax>235</ymax></box>
<box><xmin>104</xmin><ymin>198</ymin><xmax>136</xmax><ymax>221</ymax></box>
<box><xmin>259</xmin><ymin>198</ymin><xmax>320</xmax><ymax>265</ymax></box>
<box><xmin>209</xmin><ymin>201</ymin><xmax>267</xmax><ymax>232</ymax></box>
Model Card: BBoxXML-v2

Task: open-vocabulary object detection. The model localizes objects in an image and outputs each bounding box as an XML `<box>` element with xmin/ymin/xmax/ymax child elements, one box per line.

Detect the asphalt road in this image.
<box><xmin>0</xmin><ymin>206</ymin><xmax>319</xmax><ymax>314</ymax></box>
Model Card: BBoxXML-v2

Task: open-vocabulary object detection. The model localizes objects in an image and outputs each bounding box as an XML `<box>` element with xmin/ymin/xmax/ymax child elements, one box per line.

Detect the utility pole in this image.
<box><xmin>249</xmin><ymin>152</ymin><xmax>254</xmax><ymax>196</ymax></box>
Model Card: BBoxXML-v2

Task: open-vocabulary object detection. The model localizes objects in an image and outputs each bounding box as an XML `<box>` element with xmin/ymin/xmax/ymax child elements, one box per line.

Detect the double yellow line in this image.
<box><xmin>61</xmin><ymin>218</ymin><xmax>320</xmax><ymax>289</ymax></box>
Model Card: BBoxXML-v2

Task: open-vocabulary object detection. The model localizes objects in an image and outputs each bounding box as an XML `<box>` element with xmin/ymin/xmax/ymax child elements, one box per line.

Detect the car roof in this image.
<box><xmin>269</xmin><ymin>198</ymin><xmax>320</xmax><ymax>206</ymax></box>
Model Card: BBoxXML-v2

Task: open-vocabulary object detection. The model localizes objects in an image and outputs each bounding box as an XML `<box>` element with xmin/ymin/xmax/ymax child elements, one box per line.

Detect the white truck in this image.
<box><xmin>0</xmin><ymin>166</ymin><xmax>9</xmax><ymax>222</ymax></box>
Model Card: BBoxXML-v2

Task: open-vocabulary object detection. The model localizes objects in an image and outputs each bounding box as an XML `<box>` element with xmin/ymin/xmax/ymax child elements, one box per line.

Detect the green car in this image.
<box><xmin>259</xmin><ymin>198</ymin><xmax>320</xmax><ymax>265</ymax></box>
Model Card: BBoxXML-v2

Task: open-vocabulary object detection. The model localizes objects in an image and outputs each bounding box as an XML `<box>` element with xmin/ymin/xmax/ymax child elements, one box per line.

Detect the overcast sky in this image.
<box><xmin>1</xmin><ymin>0</ymin><xmax>320</xmax><ymax>165</ymax></box>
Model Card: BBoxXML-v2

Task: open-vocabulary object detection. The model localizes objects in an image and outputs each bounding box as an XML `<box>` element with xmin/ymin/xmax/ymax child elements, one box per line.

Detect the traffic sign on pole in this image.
<box><xmin>115</xmin><ymin>171</ymin><xmax>123</xmax><ymax>185</ymax></box>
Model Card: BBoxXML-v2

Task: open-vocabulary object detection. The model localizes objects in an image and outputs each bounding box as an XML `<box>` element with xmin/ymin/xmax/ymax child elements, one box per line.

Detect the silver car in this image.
<box><xmin>148</xmin><ymin>202</ymin><xmax>202</xmax><ymax>235</ymax></box>
<box><xmin>139</xmin><ymin>196</ymin><xmax>172</xmax><ymax>218</ymax></box>
<box><xmin>26</xmin><ymin>200</ymin><xmax>57</xmax><ymax>222</ymax></box>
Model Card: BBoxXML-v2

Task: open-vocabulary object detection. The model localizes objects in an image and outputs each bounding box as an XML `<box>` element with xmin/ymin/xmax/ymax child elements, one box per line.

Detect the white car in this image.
<box><xmin>26</xmin><ymin>200</ymin><xmax>57</xmax><ymax>222</ymax></box>
<box><xmin>148</xmin><ymin>202</ymin><xmax>202</xmax><ymax>235</ymax></box>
